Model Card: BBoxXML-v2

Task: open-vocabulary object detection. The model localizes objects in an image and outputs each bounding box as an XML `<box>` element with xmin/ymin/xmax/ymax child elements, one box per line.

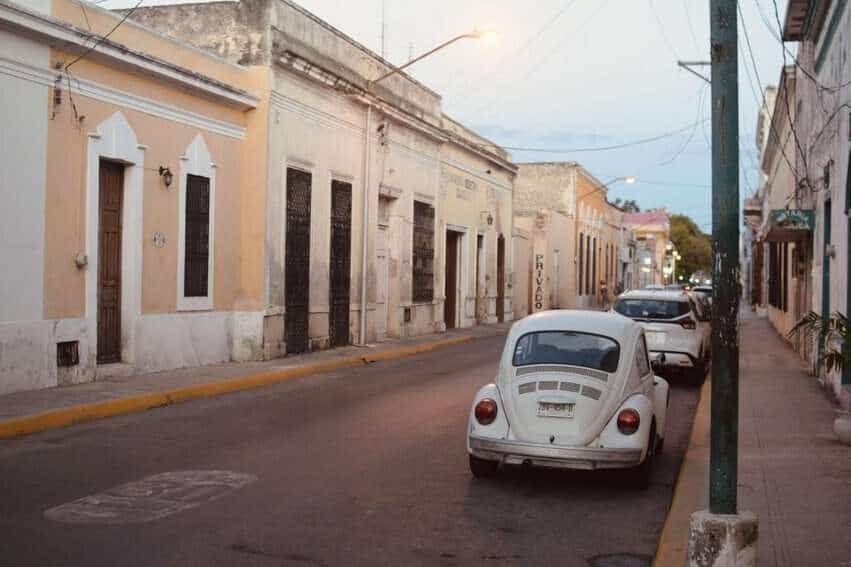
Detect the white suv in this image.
<box><xmin>613</xmin><ymin>290</ymin><xmax>710</xmax><ymax>382</ymax></box>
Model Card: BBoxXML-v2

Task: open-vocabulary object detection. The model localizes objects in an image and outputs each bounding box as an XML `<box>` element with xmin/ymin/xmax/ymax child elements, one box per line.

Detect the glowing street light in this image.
<box><xmin>370</xmin><ymin>29</ymin><xmax>498</xmax><ymax>87</ymax></box>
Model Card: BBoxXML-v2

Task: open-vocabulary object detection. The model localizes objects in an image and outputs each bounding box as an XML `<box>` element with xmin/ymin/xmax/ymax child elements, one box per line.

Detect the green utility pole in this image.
<box><xmin>709</xmin><ymin>0</ymin><xmax>740</xmax><ymax>515</ymax></box>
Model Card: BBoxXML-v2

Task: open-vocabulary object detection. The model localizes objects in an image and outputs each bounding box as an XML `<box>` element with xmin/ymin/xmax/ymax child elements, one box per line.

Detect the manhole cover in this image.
<box><xmin>587</xmin><ymin>553</ymin><xmax>652</xmax><ymax>567</ymax></box>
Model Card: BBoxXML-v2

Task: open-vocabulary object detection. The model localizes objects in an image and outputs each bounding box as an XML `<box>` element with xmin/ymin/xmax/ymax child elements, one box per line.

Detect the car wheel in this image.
<box><xmin>689</xmin><ymin>361</ymin><xmax>707</xmax><ymax>385</ymax></box>
<box><xmin>629</xmin><ymin>423</ymin><xmax>656</xmax><ymax>490</ymax></box>
<box><xmin>469</xmin><ymin>455</ymin><xmax>499</xmax><ymax>478</ymax></box>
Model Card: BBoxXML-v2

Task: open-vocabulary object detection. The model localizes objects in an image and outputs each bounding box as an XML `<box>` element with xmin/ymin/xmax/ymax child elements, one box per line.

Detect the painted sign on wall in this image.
<box><xmin>534</xmin><ymin>254</ymin><xmax>545</xmax><ymax>311</ymax></box>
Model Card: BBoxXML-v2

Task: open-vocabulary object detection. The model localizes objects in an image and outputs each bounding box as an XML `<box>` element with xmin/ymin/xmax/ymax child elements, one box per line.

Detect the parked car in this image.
<box><xmin>643</xmin><ymin>284</ymin><xmax>665</xmax><ymax>290</ymax></box>
<box><xmin>467</xmin><ymin>310</ymin><xmax>669</xmax><ymax>488</ymax></box>
<box><xmin>612</xmin><ymin>290</ymin><xmax>710</xmax><ymax>382</ymax></box>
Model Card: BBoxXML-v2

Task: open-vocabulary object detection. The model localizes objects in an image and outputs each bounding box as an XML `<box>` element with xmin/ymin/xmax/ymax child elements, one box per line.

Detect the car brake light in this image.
<box><xmin>474</xmin><ymin>398</ymin><xmax>498</xmax><ymax>425</ymax></box>
<box><xmin>680</xmin><ymin>318</ymin><xmax>696</xmax><ymax>330</ymax></box>
<box><xmin>617</xmin><ymin>408</ymin><xmax>640</xmax><ymax>435</ymax></box>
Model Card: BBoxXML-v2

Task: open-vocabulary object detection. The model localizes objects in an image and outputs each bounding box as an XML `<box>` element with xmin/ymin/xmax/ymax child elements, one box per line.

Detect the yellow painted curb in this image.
<box><xmin>654</xmin><ymin>377</ymin><xmax>712</xmax><ymax>567</ymax></box>
<box><xmin>0</xmin><ymin>334</ymin><xmax>475</xmax><ymax>441</ymax></box>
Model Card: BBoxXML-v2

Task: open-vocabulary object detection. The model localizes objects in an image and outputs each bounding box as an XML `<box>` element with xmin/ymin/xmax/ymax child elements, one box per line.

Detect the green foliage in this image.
<box><xmin>788</xmin><ymin>311</ymin><xmax>849</xmax><ymax>373</ymax></box>
<box><xmin>612</xmin><ymin>198</ymin><xmax>641</xmax><ymax>213</ymax></box>
<box><xmin>669</xmin><ymin>214</ymin><xmax>712</xmax><ymax>280</ymax></box>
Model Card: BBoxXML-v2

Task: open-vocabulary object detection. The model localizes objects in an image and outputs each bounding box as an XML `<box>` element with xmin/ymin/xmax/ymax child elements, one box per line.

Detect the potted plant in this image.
<box><xmin>788</xmin><ymin>311</ymin><xmax>851</xmax><ymax>444</ymax></box>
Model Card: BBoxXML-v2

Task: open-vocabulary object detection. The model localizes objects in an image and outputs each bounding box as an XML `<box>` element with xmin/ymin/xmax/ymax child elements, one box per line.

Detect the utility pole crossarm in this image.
<box><xmin>678</xmin><ymin>60</ymin><xmax>712</xmax><ymax>84</ymax></box>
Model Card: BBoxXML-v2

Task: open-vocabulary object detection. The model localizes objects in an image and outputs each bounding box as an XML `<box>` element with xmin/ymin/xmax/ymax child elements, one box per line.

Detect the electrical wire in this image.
<box><xmin>485</xmin><ymin>118</ymin><xmax>708</xmax><ymax>154</ymax></box>
<box><xmin>65</xmin><ymin>0</ymin><xmax>144</xmax><ymax>71</ymax></box>
<box><xmin>466</xmin><ymin>0</ymin><xmax>607</xmax><ymax>121</ymax></box>
<box><xmin>648</xmin><ymin>0</ymin><xmax>681</xmax><ymax>60</ymax></box>
<box><xmin>655</xmin><ymin>82</ymin><xmax>709</xmax><ymax>166</ymax></box>
<box><xmin>450</xmin><ymin>0</ymin><xmax>582</xmax><ymax>105</ymax></box>
<box><xmin>683</xmin><ymin>2</ymin><xmax>703</xmax><ymax>56</ymax></box>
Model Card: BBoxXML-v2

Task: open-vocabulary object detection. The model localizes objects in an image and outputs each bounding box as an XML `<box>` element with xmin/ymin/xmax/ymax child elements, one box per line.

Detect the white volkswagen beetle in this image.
<box><xmin>467</xmin><ymin>310</ymin><xmax>669</xmax><ymax>488</ymax></box>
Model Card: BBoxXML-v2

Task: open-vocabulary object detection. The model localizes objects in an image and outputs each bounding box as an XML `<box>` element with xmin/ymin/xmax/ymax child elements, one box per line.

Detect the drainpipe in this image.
<box><xmin>358</xmin><ymin>104</ymin><xmax>372</xmax><ymax>346</ymax></box>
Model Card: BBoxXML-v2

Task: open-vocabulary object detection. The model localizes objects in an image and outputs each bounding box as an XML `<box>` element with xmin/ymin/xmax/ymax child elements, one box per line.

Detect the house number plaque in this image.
<box><xmin>152</xmin><ymin>232</ymin><xmax>167</xmax><ymax>248</ymax></box>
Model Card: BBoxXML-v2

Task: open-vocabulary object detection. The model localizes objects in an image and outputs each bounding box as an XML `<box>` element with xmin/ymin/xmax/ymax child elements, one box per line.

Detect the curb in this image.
<box><xmin>654</xmin><ymin>377</ymin><xmax>712</xmax><ymax>567</ymax></box>
<box><xmin>0</xmin><ymin>335</ymin><xmax>474</xmax><ymax>441</ymax></box>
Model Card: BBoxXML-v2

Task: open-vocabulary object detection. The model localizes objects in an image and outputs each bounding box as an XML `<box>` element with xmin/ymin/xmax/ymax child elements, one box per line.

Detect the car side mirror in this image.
<box><xmin>651</xmin><ymin>353</ymin><xmax>666</xmax><ymax>369</ymax></box>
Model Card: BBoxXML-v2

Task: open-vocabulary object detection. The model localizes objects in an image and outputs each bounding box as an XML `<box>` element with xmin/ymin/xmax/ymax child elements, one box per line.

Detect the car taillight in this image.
<box><xmin>617</xmin><ymin>408</ymin><xmax>640</xmax><ymax>435</ymax></box>
<box><xmin>680</xmin><ymin>317</ymin><xmax>696</xmax><ymax>330</ymax></box>
<box><xmin>475</xmin><ymin>398</ymin><xmax>498</xmax><ymax>425</ymax></box>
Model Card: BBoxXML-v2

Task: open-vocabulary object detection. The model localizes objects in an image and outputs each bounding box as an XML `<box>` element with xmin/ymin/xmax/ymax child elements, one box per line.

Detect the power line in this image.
<box><xmin>452</xmin><ymin>0</ymin><xmax>581</xmax><ymax>104</ymax></box>
<box><xmin>648</xmin><ymin>0</ymin><xmax>681</xmax><ymax>60</ymax></box>
<box><xmin>466</xmin><ymin>0</ymin><xmax>604</xmax><ymax>120</ymax></box>
<box><xmin>65</xmin><ymin>0</ymin><xmax>144</xmax><ymax>71</ymax></box>
<box><xmin>683</xmin><ymin>2</ymin><xmax>703</xmax><ymax>56</ymax></box>
<box><xmin>489</xmin><ymin>119</ymin><xmax>709</xmax><ymax>154</ymax></box>
<box><xmin>656</xmin><ymin>82</ymin><xmax>709</xmax><ymax>166</ymax></box>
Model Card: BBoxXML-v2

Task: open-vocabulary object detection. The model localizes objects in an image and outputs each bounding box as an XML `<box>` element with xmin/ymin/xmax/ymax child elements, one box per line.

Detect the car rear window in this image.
<box><xmin>614</xmin><ymin>299</ymin><xmax>691</xmax><ymax>320</ymax></box>
<box><xmin>512</xmin><ymin>331</ymin><xmax>620</xmax><ymax>373</ymax></box>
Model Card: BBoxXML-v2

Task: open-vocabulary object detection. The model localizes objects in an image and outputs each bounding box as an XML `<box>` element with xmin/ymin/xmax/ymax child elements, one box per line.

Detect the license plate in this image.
<box><xmin>646</xmin><ymin>331</ymin><xmax>665</xmax><ymax>346</ymax></box>
<box><xmin>537</xmin><ymin>402</ymin><xmax>575</xmax><ymax>418</ymax></box>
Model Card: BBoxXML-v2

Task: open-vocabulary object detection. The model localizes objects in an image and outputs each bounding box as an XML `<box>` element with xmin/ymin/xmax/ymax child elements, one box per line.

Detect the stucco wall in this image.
<box><xmin>515</xmin><ymin>162</ymin><xmax>577</xmax><ymax>216</ymax></box>
<box><xmin>0</xmin><ymin>29</ymin><xmax>51</xmax><ymax>395</ymax></box>
<box><xmin>439</xmin><ymin>140</ymin><xmax>514</xmax><ymax>327</ymax></box>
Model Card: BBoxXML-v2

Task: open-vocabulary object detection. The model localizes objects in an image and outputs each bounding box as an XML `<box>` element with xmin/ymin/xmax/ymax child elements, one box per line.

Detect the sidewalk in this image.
<box><xmin>655</xmin><ymin>312</ymin><xmax>851</xmax><ymax>566</ymax></box>
<box><xmin>0</xmin><ymin>322</ymin><xmax>511</xmax><ymax>440</ymax></box>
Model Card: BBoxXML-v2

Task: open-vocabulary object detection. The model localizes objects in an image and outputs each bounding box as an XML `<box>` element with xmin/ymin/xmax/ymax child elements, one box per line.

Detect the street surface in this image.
<box><xmin>0</xmin><ymin>334</ymin><xmax>699</xmax><ymax>567</ymax></box>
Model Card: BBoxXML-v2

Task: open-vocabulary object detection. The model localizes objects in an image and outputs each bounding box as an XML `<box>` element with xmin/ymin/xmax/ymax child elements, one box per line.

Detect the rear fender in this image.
<box><xmin>597</xmin><ymin>394</ymin><xmax>654</xmax><ymax>460</ymax></box>
<box><xmin>652</xmin><ymin>376</ymin><xmax>669</xmax><ymax>439</ymax></box>
<box><xmin>467</xmin><ymin>384</ymin><xmax>510</xmax><ymax>451</ymax></box>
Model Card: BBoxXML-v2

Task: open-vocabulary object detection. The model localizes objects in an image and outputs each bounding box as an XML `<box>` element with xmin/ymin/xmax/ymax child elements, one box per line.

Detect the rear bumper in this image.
<box><xmin>650</xmin><ymin>350</ymin><xmax>699</xmax><ymax>368</ymax></box>
<box><xmin>468</xmin><ymin>436</ymin><xmax>643</xmax><ymax>470</ymax></box>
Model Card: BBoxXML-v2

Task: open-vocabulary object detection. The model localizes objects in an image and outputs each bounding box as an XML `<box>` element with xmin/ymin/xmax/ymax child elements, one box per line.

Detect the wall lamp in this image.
<box><xmin>158</xmin><ymin>166</ymin><xmax>173</xmax><ymax>188</ymax></box>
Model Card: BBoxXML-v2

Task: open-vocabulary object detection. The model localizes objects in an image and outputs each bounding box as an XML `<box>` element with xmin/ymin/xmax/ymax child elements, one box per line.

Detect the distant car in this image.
<box><xmin>467</xmin><ymin>310</ymin><xmax>669</xmax><ymax>489</ymax></box>
<box><xmin>613</xmin><ymin>290</ymin><xmax>710</xmax><ymax>382</ymax></box>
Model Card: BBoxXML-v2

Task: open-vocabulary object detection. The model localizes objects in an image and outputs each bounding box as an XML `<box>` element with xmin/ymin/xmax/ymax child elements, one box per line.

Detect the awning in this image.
<box><xmin>763</xmin><ymin>209</ymin><xmax>814</xmax><ymax>241</ymax></box>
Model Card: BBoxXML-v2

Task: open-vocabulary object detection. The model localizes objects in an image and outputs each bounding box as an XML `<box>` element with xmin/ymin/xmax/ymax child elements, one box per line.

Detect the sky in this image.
<box><xmin>100</xmin><ymin>0</ymin><xmax>791</xmax><ymax>233</ymax></box>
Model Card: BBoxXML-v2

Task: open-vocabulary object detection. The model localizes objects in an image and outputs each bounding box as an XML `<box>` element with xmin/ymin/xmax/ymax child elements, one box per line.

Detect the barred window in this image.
<box><xmin>578</xmin><ymin>232</ymin><xmax>585</xmax><ymax>296</ymax></box>
<box><xmin>412</xmin><ymin>201</ymin><xmax>435</xmax><ymax>302</ymax></box>
<box><xmin>184</xmin><ymin>174</ymin><xmax>210</xmax><ymax>297</ymax></box>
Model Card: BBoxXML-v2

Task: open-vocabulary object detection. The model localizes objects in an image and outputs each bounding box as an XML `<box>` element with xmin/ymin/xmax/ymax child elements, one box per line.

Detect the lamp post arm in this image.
<box><xmin>370</xmin><ymin>33</ymin><xmax>473</xmax><ymax>86</ymax></box>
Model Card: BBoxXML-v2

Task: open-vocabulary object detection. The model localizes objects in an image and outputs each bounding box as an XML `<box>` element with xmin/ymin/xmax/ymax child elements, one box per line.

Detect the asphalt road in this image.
<box><xmin>0</xmin><ymin>334</ymin><xmax>700</xmax><ymax>567</ymax></box>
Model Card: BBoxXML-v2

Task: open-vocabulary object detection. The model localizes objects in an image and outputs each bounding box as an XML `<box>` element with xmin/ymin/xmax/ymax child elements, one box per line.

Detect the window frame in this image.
<box><xmin>177</xmin><ymin>135</ymin><xmax>216</xmax><ymax>311</ymax></box>
<box><xmin>412</xmin><ymin>200</ymin><xmax>435</xmax><ymax>303</ymax></box>
<box><xmin>511</xmin><ymin>330</ymin><xmax>621</xmax><ymax>373</ymax></box>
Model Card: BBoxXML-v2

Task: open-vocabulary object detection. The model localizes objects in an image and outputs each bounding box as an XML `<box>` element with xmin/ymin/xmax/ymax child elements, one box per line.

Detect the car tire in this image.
<box><xmin>629</xmin><ymin>423</ymin><xmax>656</xmax><ymax>490</ymax></box>
<box><xmin>469</xmin><ymin>455</ymin><xmax>499</xmax><ymax>478</ymax></box>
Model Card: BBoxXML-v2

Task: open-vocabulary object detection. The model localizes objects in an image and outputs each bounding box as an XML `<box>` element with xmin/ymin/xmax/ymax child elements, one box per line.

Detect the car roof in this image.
<box><xmin>511</xmin><ymin>310</ymin><xmax>640</xmax><ymax>343</ymax></box>
<box><xmin>617</xmin><ymin>289</ymin><xmax>691</xmax><ymax>302</ymax></box>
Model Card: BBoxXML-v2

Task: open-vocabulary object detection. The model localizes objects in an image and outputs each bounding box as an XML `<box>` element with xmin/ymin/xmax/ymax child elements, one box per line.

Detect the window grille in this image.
<box><xmin>412</xmin><ymin>201</ymin><xmax>434</xmax><ymax>302</ymax></box>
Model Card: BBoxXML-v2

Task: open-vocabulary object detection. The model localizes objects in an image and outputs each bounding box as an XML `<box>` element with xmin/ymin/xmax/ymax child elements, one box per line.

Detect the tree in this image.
<box><xmin>613</xmin><ymin>198</ymin><xmax>641</xmax><ymax>213</ymax></box>
<box><xmin>669</xmin><ymin>214</ymin><xmax>712</xmax><ymax>281</ymax></box>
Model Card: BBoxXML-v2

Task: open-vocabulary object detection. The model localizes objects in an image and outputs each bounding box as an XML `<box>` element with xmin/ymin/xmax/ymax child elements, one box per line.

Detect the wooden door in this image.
<box><xmin>444</xmin><ymin>231</ymin><xmax>459</xmax><ymax>329</ymax></box>
<box><xmin>329</xmin><ymin>180</ymin><xmax>352</xmax><ymax>347</ymax></box>
<box><xmin>285</xmin><ymin>168</ymin><xmax>311</xmax><ymax>354</ymax></box>
<box><xmin>97</xmin><ymin>161</ymin><xmax>124</xmax><ymax>364</ymax></box>
<box><xmin>497</xmin><ymin>235</ymin><xmax>505</xmax><ymax>322</ymax></box>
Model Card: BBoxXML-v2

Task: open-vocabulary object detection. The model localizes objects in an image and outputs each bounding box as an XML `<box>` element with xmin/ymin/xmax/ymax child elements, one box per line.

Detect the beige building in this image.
<box><xmin>0</xmin><ymin>0</ymin><xmax>263</xmax><ymax>395</ymax></box>
<box><xmin>623</xmin><ymin>210</ymin><xmax>672</xmax><ymax>287</ymax></box>
<box><xmin>513</xmin><ymin>163</ymin><xmax>577</xmax><ymax>315</ymax></box>
<box><xmin>439</xmin><ymin>118</ymin><xmax>517</xmax><ymax>329</ymax></box>
<box><xmin>513</xmin><ymin>162</ymin><xmax>627</xmax><ymax>314</ymax></box>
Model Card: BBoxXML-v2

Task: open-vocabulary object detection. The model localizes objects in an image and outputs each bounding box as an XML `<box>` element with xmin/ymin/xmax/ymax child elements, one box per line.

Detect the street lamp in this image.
<box><xmin>370</xmin><ymin>29</ymin><xmax>498</xmax><ymax>87</ymax></box>
<box><xmin>579</xmin><ymin>175</ymin><xmax>636</xmax><ymax>201</ymax></box>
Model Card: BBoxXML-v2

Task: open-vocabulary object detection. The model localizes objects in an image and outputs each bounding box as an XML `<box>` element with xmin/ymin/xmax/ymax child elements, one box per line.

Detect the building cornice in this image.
<box><xmin>0</xmin><ymin>54</ymin><xmax>247</xmax><ymax>139</ymax></box>
<box><xmin>0</xmin><ymin>0</ymin><xmax>258</xmax><ymax>110</ymax></box>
